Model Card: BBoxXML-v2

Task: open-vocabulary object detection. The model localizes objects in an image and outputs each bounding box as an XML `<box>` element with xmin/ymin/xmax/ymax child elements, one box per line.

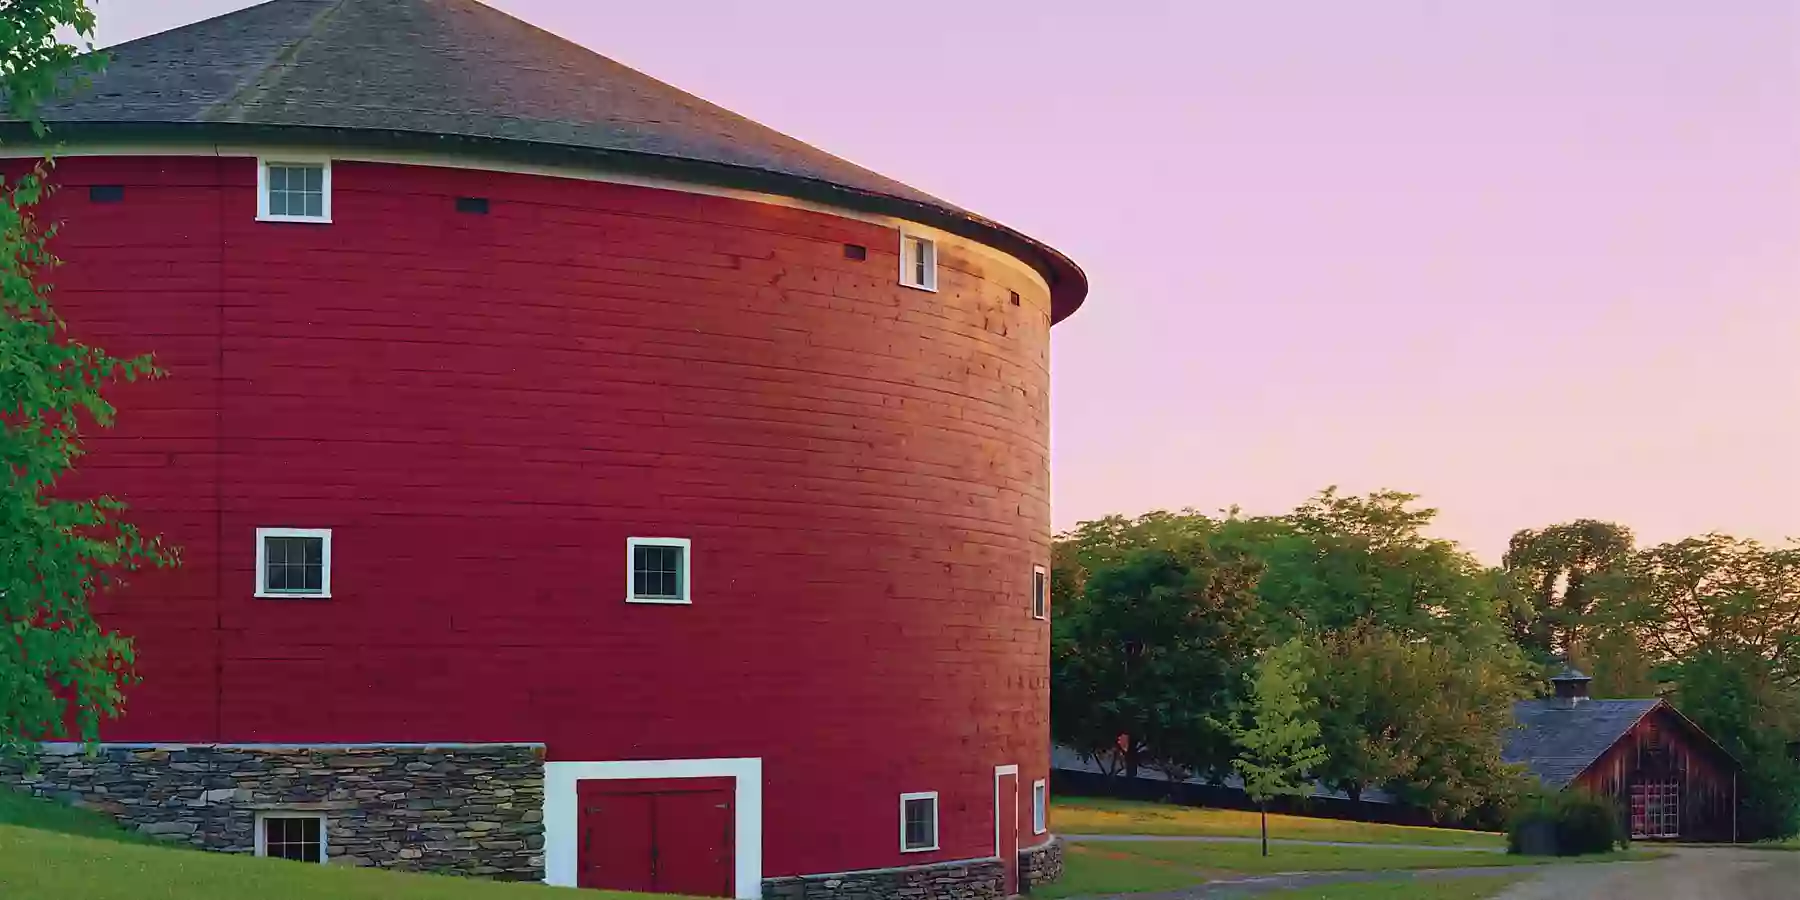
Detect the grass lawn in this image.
<box><xmin>0</xmin><ymin>789</ymin><xmax>157</xmax><ymax>844</ymax></box>
<box><xmin>1052</xmin><ymin>796</ymin><xmax>1503</xmax><ymax>848</ymax></box>
<box><xmin>1032</xmin><ymin>844</ymin><xmax>1211</xmax><ymax>899</ymax></box>
<box><xmin>1088</xmin><ymin>839</ymin><xmax>1655</xmax><ymax>875</ymax></box>
<box><xmin>0</xmin><ymin>790</ymin><xmax>676</xmax><ymax>900</ymax></box>
<box><xmin>1258</xmin><ymin>874</ymin><xmax>1525</xmax><ymax>899</ymax></box>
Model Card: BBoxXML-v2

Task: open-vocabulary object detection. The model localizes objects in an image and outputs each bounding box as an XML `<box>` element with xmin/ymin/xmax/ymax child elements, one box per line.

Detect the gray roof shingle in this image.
<box><xmin>1503</xmin><ymin>698</ymin><xmax>1661</xmax><ymax>788</ymax></box>
<box><xmin>22</xmin><ymin>0</ymin><xmax>1088</xmax><ymax>318</ymax></box>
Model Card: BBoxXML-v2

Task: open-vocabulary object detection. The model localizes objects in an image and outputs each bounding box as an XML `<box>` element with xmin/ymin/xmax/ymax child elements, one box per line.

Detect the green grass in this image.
<box><xmin>0</xmin><ymin>791</ymin><xmax>675</xmax><ymax>900</ymax></box>
<box><xmin>1258</xmin><ymin>874</ymin><xmax>1526</xmax><ymax>899</ymax></box>
<box><xmin>1053</xmin><ymin>797</ymin><xmax>1504</xmax><ymax>848</ymax></box>
<box><xmin>1043</xmin><ymin>840</ymin><xmax>1652</xmax><ymax>898</ymax></box>
<box><xmin>0</xmin><ymin>789</ymin><xmax>155</xmax><ymax>844</ymax></box>
<box><xmin>1088</xmin><ymin>839</ymin><xmax>1656</xmax><ymax>875</ymax></box>
<box><xmin>1032</xmin><ymin>844</ymin><xmax>1210</xmax><ymax>899</ymax></box>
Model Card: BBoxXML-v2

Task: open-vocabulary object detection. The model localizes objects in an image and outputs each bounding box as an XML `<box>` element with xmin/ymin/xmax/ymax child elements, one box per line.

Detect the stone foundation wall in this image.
<box><xmin>763</xmin><ymin>858</ymin><xmax>1005</xmax><ymax>900</ymax></box>
<box><xmin>1019</xmin><ymin>837</ymin><xmax>1064</xmax><ymax>893</ymax></box>
<box><xmin>2</xmin><ymin>744</ymin><xmax>544</xmax><ymax>881</ymax></box>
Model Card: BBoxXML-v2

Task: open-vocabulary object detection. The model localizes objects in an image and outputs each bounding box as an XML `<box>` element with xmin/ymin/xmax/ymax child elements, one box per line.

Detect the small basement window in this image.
<box><xmin>258</xmin><ymin>158</ymin><xmax>331</xmax><ymax>223</ymax></box>
<box><xmin>627</xmin><ymin>537</ymin><xmax>691</xmax><ymax>604</ymax></box>
<box><xmin>899</xmin><ymin>231</ymin><xmax>937</xmax><ymax>291</ymax></box>
<box><xmin>900</xmin><ymin>791</ymin><xmax>939</xmax><ymax>852</ymax></box>
<box><xmin>255</xmin><ymin>528</ymin><xmax>332</xmax><ymax>599</ymax></box>
<box><xmin>1033</xmin><ymin>780</ymin><xmax>1047</xmax><ymax>834</ymax></box>
<box><xmin>1032</xmin><ymin>566</ymin><xmax>1048</xmax><ymax>620</ymax></box>
<box><xmin>256</xmin><ymin>813</ymin><xmax>327</xmax><ymax>864</ymax></box>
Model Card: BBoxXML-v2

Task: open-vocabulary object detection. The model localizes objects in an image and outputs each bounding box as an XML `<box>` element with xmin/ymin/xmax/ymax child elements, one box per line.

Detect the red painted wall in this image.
<box><xmin>35</xmin><ymin>154</ymin><xmax>1055</xmax><ymax>877</ymax></box>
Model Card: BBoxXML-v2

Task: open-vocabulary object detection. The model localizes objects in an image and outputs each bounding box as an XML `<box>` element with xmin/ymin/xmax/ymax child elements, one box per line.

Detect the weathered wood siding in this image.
<box><xmin>1573</xmin><ymin>705</ymin><xmax>1738</xmax><ymax>841</ymax></box>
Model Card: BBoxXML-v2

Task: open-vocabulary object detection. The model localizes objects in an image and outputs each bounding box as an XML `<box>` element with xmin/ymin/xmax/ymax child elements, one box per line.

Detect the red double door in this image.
<box><xmin>579</xmin><ymin>778</ymin><xmax>735</xmax><ymax>897</ymax></box>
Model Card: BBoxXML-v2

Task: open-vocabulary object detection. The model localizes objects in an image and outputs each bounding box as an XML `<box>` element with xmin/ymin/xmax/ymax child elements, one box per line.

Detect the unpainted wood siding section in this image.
<box><xmin>1572</xmin><ymin>705</ymin><xmax>1737</xmax><ymax>841</ymax></box>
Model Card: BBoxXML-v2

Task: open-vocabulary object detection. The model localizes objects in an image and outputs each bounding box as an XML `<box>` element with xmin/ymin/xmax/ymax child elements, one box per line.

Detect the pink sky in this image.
<box><xmin>96</xmin><ymin>1</ymin><xmax>1800</xmax><ymax>561</ymax></box>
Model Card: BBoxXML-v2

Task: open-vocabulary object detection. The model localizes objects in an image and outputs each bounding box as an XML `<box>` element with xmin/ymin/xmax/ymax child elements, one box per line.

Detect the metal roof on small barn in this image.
<box><xmin>1503</xmin><ymin>698</ymin><xmax>1662</xmax><ymax>789</ymax></box>
<box><xmin>15</xmin><ymin>0</ymin><xmax>1088</xmax><ymax>320</ymax></box>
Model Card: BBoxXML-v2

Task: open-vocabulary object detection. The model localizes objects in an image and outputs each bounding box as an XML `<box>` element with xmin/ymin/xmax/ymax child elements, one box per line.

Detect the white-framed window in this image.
<box><xmin>627</xmin><ymin>537</ymin><xmax>691</xmax><ymax>604</ymax></box>
<box><xmin>255</xmin><ymin>528</ymin><xmax>332</xmax><ymax>599</ymax></box>
<box><xmin>257</xmin><ymin>158</ymin><xmax>332</xmax><ymax>223</ymax></box>
<box><xmin>1032</xmin><ymin>779</ymin><xmax>1047</xmax><ymax>834</ymax></box>
<box><xmin>899</xmin><ymin>230</ymin><xmax>937</xmax><ymax>291</ymax></box>
<box><xmin>255</xmin><ymin>812</ymin><xmax>327</xmax><ymax>864</ymax></box>
<box><xmin>899</xmin><ymin>791</ymin><xmax>939</xmax><ymax>852</ymax></box>
<box><xmin>1032</xmin><ymin>565</ymin><xmax>1048</xmax><ymax>620</ymax></box>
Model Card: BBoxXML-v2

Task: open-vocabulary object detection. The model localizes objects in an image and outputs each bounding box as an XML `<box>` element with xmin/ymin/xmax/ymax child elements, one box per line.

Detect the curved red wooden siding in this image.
<box><xmin>39</xmin><ymin>153</ymin><xmax>1053</xmax><ymax>881</ymax></box>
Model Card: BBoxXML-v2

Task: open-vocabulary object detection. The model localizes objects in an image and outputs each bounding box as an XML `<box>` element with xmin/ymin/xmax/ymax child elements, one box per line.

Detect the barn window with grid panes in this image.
<box><xmin>256</xmin><ymin>813</ymin><xmax>326</xmax><ymax>863</ymax></box>
<box><xmin>627</xmin><ymin>537</ymin><xmax>691</xmax><ymax>604</ymax></box>
<box><xmin>255</xmin><ymin>528</ymin><xmax>331</xmax><ymax>598</ymax></box>
<box><xmin>899</xmin><ymin>792</ymin><xmax>938</xmax><ymax>852</ymax></box>
<box><xmin>258</xmin><ymin>158</ymin><xmax>331</xmax><ymax>222</ymax></box>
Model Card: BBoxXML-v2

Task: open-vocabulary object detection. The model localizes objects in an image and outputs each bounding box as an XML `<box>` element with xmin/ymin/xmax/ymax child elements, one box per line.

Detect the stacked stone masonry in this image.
<box><xmin>1</xmin><ymin>744</ymin><xmax>544</xmax><ymax>880</ymax></box>
<box><xmin>762</xmin><ymin>858</ymin><xmax>1006</xmax><ymax>900</ymax></box>
<box><xmin>1019</xmin><ymin>838</ymin><xmax>1064</xmax><ymax>893</ymax></box>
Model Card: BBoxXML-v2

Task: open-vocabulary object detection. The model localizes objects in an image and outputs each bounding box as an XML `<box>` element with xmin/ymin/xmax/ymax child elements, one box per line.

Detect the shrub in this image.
<box><xmin>1507</xmin><ymin>790</ymin><xmax>1625</xmax><ymax>856</ymax></box>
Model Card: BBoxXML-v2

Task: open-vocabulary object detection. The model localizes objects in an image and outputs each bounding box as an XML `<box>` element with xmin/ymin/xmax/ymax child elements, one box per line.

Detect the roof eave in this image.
<box><xmin>4</xmin><ymin>120</ymin><xmax>1090</xmax><ymax>323</ymax></box>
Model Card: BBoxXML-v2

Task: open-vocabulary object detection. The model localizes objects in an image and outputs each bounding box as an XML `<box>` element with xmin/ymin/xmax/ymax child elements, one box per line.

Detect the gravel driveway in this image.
<box><xmin>1497</xmin><ymin>847</ymin><xmax>1800</xmax><ymax>900</ymax></box>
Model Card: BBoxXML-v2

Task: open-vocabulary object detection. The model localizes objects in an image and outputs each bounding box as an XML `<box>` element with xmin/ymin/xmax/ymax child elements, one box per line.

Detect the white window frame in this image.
<box><xmin>254</xmin><ymin>527</ymin><xmax>333</xmax><ymax>599</ymax></box>
<box><xmin>899</xmin><ymin>791</ymin><xmax>940</xmax><ymax>853</ymax></box>
<box><xmin>626</xmin><ymin>537</ymin><xmax>692</xmax><ymax>605</ymax></box>
<box><xmin>1032</xmin><ymin>565</ymin><xmax>1048</xmax><ymax>620</ymax></box>
<box><xmin>257</xmin><ymin>157</ymin><xmax>333</xmax><ymax>223</ymax></box>
<box><xmin>898</xmin><ymin>229</ymin><xmax>938</xmax><ymax>292</ymax></box>
<box><xmin>254</xmin><ymin>811</ymin><xmax>328</xmax><ymax>864</ymax></box>
<box><xmin>1032</xmin><ymin>779</ymin><xmax>1047</xmax><ymax>834</ymax></box>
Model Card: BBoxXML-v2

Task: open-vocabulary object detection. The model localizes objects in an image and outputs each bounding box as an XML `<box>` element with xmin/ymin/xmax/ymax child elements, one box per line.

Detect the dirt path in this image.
<box><xmin>1495</xmin><ymin>847</ymin><xmax>1800</xmax><ymax>900</ymax></box>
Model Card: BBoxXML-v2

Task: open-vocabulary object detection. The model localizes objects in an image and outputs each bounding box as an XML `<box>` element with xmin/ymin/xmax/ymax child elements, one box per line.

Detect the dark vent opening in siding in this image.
<box><xmin>455</xmin><ymin>197</ymin><xmax>490</xmax><ymax>214</ymax></box>
<box><xmin>89</xmin><ymin>185</ymin><xmax>125</xmax><ymax>203</ymax></box>
<box><xmin>843</xmin><ymin>243</ymin><xmax>867</xmax><ymax>261</ymax></box>
<box><xmin>1010</xmin><ymin>291</ymin><xmax>1021</xmax><ymax>306</ymax></box>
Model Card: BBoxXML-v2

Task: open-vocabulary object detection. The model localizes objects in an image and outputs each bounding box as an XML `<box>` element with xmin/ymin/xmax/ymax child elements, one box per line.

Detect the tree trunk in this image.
<box><xmin>1260</xmin><ymin>800</ymin><xmax>1269</xmax><ymax>857</ymax></box>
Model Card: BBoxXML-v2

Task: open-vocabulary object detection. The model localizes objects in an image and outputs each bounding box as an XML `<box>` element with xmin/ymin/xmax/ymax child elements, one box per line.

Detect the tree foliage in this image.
<box><xmin>1</xmin><ymin>0</ymin><xmax>176</xmax><ymax>755</ymax></box>
<box><xmin>1221</xmin><ymin>638</ymin><xmax>1327</xmax><ymax>855</ymax></box>
<box><xmin>1049</xmin><ymin>542</ymin><xmax>1264</xmax><ymax>779</ymax></box>
<box><xmin>1503</xmin><ymin>520</ymin><xmax>1636</xmax><ymax>660</ymax></box>
<box><xmin>1299</xmin><ymin>625</ymin><xmax>1532</xmax><ymax>821</ymax></box>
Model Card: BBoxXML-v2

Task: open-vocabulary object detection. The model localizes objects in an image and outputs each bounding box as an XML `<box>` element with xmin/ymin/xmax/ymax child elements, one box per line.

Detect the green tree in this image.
<box><xmin>1503</xmin><ymin>520</ymin><xmax>1636</xmax><ymax>659</ymax></box>
<box><xmin>1050</xmin><ymin>542</ymin><xmax>1265</xmax><ymax>780</ymax></box>
<box><xmin>1300</xmin><ymin>624</ymin><xmax>1533</xmax><ymax>820</ymax></box>
<box><xmin>1</xmin><ymin>0</ymin><xmax>177</xmax><ymax>755</ymax></box>
<box><xmin>1217</xmin><ymin>488</ymin><xmax>1514</xmax><ymax>645</ymax></box>
<box><xmin>1222</xmin><ymin>638</ymin><xmax>1328</xmax><ymax>856</ymax></box>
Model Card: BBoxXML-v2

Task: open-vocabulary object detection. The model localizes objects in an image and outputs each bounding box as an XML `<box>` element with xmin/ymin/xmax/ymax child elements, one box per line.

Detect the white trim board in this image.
<box><xmin>543</xmin><ymin>757</ymin><xmax>763</xmax><ymax>898</ymax></box>
<box><xmin>993</xmin><ymin>764</ymin><xmax>1019</xmax><ymax>862</ymax></box>
<box><xmin>0</xmin><ymin>141</ymin><xmax>1051</xmax><ymax>297</ymax></box>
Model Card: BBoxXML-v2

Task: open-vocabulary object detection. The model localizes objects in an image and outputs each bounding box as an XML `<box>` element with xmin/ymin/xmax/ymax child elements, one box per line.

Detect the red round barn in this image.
<box><xmin>10</xmin><ymin>1</ymin><xmax>1084</xmax><ymax>897</ymax></box>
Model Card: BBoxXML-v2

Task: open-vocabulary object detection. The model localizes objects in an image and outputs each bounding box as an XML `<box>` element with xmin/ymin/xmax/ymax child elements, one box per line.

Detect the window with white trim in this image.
<box><xmin>1032</xmin><ymin>565</ymin><xmax>1048</xmax><ymax>620</ymax></box>
<box><xmin>627</xmin><ymin>537</ymin><xmax>691</xmax><ymax>604</ymax></box>
<box><xmin>1032</xmin><ymin>780</ymin><xmax>1047</xmax><ymax>834</ymax></box>
<box><xmin>258</xmin><ymin>159</ymin><xmax>332</xmax><ymax>223</ymax></box>
<box><xmin>255</xmin><ymin>528</ymin><xmax>332</xmax><ymax>599</ymax></box>
<box><xmin>899</xmin><ymin>232</ymin><xmax>937</xmax><ymax>291</ymax></box>
<box><xmin>900</xmin><ymin>791</ymin><xmax>939</xmax><ymax>852</ymax></box>
<box><xmin>256</xmin><ymin>813</ymin><xmax>327</xmax><ymax>863</ymax></box>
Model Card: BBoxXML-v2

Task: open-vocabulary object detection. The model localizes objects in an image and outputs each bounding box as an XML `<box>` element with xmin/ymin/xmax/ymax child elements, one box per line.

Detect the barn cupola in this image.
<box><xmin>1550</xmin><ymin>665</ymin><xmax>1592</xmax><ymax>705</ymax></box>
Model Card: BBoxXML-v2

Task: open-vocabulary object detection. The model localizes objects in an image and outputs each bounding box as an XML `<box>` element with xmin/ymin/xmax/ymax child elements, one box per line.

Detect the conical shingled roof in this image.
<box><xmin>24</xmin><ymin>0</ymin><xmax>1087</xmax><ymax>319</ymax></box>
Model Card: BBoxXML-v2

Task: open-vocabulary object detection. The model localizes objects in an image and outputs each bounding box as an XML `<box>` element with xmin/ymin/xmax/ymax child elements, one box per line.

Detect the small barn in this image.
<box><xmin>1504</xmin><ymin>668</ymin><xmax>1742</xmax><ymax>841</ymax></box>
